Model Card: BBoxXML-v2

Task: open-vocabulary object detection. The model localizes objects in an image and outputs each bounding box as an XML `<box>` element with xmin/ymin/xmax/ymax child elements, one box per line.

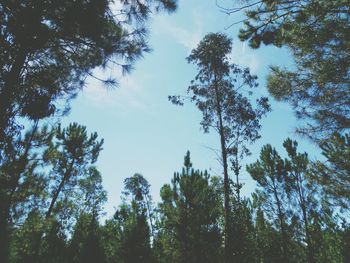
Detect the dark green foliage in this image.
<box><xmin>247</xmin><ymin>143</ymin><xmax>291</xmax><ymax>261</ymax></box>
<box><xmin>342</xmin><ymin>225</ymin><xmax>350</xmax><ymax>262</ymax></box>
<box><xmin>1</xmin><ymin>123</ymin><xmax>106</xmax><ymax>263</ymax></box>
<box><xmin>100</xmin><ymin>218</ymin><xmax>123</xmax><ymax>263</ymax></box>
<box><xmin>154</xmin><ymin>151</ymin><xmax>222</xmax><ymax>263</ymax></box>
<box><xmin>0</xmin><ymin>1</ymin><xmax>177</xmax><ymax>256</ymax></box>
<box><xmin>231</xmin><ymin>0</ymin><xmax>350</xmax><ymax>140</ymax></box>
<box><xmin>311</xmin><ymin>133</ymin><xmax>350</xmax><ymax>209</ymax></box>
<box><xmin>6</xmin><ymin>146</ymin><xmax>348</xmax><ymax>263</ymax></box>
<box><xmin>114</xmin><ymin>173</ymin><xmax>154</xmax><ymax>263</ymax></box>
<box><xmin>39</xmin><ymin>220</ymin><xmax>68</xmax><ymax>263</ymax></box>
<box><xmin>69</xmin><ymin>213</ymin><xmax>106</xmax><ymax>263</ymax></box>
<box><xmin>1</xmin><ymin>124</ymin><xmax>53</xmax><ymax>262</ymax></box>
<box><xmin>119</xmin><ymin>211</ymin><xmax>153</xmax><ymax>263</ymax></box>
<box><xmin>247</xmin><ymin>138</ymin><xmax>346</xmax><ymax>262</ymax></box>
<box><xmin>0</xmin><ymin>0</ymin><xmax>178</xmax><ymax>149</ymax></box>
<box><xmin>9</xmin><ymin>210</ymin><xmax>43</xmax><ymax>263</ymax></box>
<box><xmin>253</xmin><ymin>204</ymin><xmax>282</xmax><ymax>263</ymax></box>
<box><xmin>44</xmin><ymin>123</ymin><xmax>105</xmax><ymax>222</ymax></box>
<box><xmin>229</xmin><ymin>198</ymin><xmax>257</xmax><ymax>263</ymax></box>
<box><xmin>123</xmin><ymin>173</ymin><xmax>155</xmax><ymax>236</ymax></box>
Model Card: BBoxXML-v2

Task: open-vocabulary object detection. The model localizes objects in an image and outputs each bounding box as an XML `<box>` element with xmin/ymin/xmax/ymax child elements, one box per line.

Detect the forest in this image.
<box><xmin>0</xmin><ymin>0</ymin><xmax>349</xmax><ymax>263</ymax></box>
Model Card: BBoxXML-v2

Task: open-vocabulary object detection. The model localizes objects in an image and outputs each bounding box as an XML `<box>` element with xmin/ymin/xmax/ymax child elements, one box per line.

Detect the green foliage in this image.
<box><xmin>0</xmin><ymin>0</ymin><xmax>178</xmax><ymax>149</ymax></box>
<box><xmin>247</xmin><ymin>144</ymin><xmax>291</xmax><ymax>261</ymax></box>
<box><xmin>169</xmin><ymin>33</ymin><xmax>270</xmax><ymax>262</ymax></box>
<box><xmin>235</xmin><ymin>0</ymin><xmax>350</xmax><ymax>140</ymax></box>
<box><xmin>311</xmin><ymin>133</ymin><xmax>350</xmax><ymax>209</ymax></box>
<box><xmin>155</xmin><ymin>151</ymin><xmax>222</xmax><ymax>263</ymax></box>
<box><xmin>247</xmin><ymin>138</ymin><xmax>346</xmax><ymax>262</ymax></box>
<box><xmin>229</xmin><ymin>198</ymin><xmax>257</xmax><ymax>263</ymax></box>
<box><xmin>100</xmin><ymin>218</ymin><xmax>123</xmax><ymax>263</ymax></box>
<box><xmin>69</xmin><ymin>213</ymin><xmax>106</xmax><ymax>263</ymax></box>
<box><xmin>9</xmin><ymin>210</ymin><xmax>43</xmax><ymax>263</ymax></box>
<box><xmin>39</xmin><ymin>220</ymin><xmax>68</xmax><ymax>263</ymax></box>
<box><xmin>114</xmin><ymin>173</ymin><xmax>154</xmax><ymax>263</ymax></box>
<box><xmin>44</xmin><ymin>123</ymin><xmax>105</xmax><ymax>222</ymax></box>
<box><xmin>253</xmin><ymin>204</ymin><xmax>282</xmax><ymax>263</ymax></box>
<box><xmin>1</xmin><ymin>123</ymin><xmax>106</xmax><ymax>262</ymax></box>
<box><xmin>119</xmin><ymin>211</ymin><xmax>153</xmax><ymax>263</ymax></box>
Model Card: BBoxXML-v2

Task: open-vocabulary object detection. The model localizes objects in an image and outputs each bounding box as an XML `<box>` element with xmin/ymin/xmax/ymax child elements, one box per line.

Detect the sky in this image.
<box><xmin>61</xmin><ymin>0</ymin><xmax>321</xmax><ymax>217</ymax></box>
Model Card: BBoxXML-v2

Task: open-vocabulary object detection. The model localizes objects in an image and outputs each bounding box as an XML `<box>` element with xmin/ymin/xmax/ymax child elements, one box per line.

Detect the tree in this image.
<box><xmin>9</xmin><ymin>209</ymin><xmax>44</xmax><ymax>263</ymax></box>
<box><xmin>247</xmin><ymin>139</ymin><xmax>343</xmax><ymax>263</ymax></box>
<box><xmin>219</xmin><ymin>0</ymin><xmax>349</xmax><ymax>141</ymax></box>
<box><xmin>283</xmin><ymin>139</ymin><xmax>317</xmax><ymax>263</ymax></box>
<box><xmin>0</xmin><ymin>2</ymin><xmax>177</xmax><ymax>261</ymax></box>
<box><xmin>253</xmin><ymin>200</ymin><xmax>282</xmax><ymax>263</ymax></box>
<box><xmin>246</xmin><ymin>144</ymin><xmax>291</xmax><ymax>262</ymax></box>
<box><xmin>38</xmin><ymin>219</ymin><xmax>68</xmax><ymax>263</ymax></box>
<box><xmin>154</xmin><ymin>151</ymin><xmax>222</xmax><ymax>263</ymax></box>
<box><xmin>169</xmin><ymin>33</ymin><xmax>270</xmax><ymax>261</ymax></box>
<box><xmin>118</xmin><ymin>209</ymin><xmax>153</xmax><ymax>263</ymax></box>
<box><xmin>100</xmin><ymin>217</ymin><xmax>123</xmax><ymax>263</ymax></box>
<box><xmin>122</xmin><ymin>173</ymin><xmax>155</xmax><ymax>237</ymax></box>
<box><xmin>69</xmin><ymin>212</ymin><xmax>106</xmax><ymax>263</ymax></box>
<box><xmin>3</xmin><ymin>123</ymin><xmax>106</xmax><ymax>263</ymax></box>
<box><xmin>0</xmin><ymin>123</ymin><xmax>53</xmax><ymax>263</ymax></box>
<box><xmin>43</xmin><ymin>123</ymin><xmax>104</xmax><ymax>222</ymax></box>
<box><xmin>115</xmin><ymin>174</ymin><xmax>154</xmax><ymax>263</ymax></box>
<box><xmin>0</xmin><ymin>0</ymin><xmax>177</xmax><ymax>152</ymax></box>
<box><xmin>311</xmin><ymin>133</ymin><xmax>350</xmax><ymax>210</ymax></box>
<box><xmin>101</xmin><ymin>185</ymin><xmax>154</xmax><ymax>263</ymax></box>
<box><xmin>229</xmin><ymin>197</ymin><xmax>257</xmax><ymax>263</ymax></box>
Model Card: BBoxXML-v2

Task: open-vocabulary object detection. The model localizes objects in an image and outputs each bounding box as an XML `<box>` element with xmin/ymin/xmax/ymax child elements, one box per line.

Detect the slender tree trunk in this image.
<box><xmin>296</xmin><ymin>174</ymin><xmax>315</xmax><ymax>263</ymax></box>
<box><xmin>272</xmin><ymin>179</ymin><xmax>289</xmax><ymax>263</ymax></box>
<box><xmin>213</xmin><ymin>74</ymin><xmax>231</xmax><ymax>262</ymax></box>
<box><xmin>30</xmin><ymin>158</ymin><xmax>76</xmax><ymax>262</ymax></box>
<box><xmin>234</xmin><ymin>151</ymin><xmax>240</xmax><ymax>202</ymax></box>
<box><xmin>0</xmin><ymin>198</ymin><xmax>10</xmax><ymax>263</ymax></box>
<box><xmin>144</xmin><ymin>195</ymin><xmax>155</xmax><ymax>239</ymax></box>
<box><xmin>220</xmin><ymin>130</ymin><xmax>231</xmax><ymax>263</ymax></box>
<box><xmin>46</xmin><ymin>159</ymin><xmax>75</xmax><ymax>219</ymax></box>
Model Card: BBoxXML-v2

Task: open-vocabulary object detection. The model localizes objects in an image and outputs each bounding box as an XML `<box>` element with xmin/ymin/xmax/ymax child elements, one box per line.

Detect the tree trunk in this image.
<box><xmin>272</xmin><ymin>179</ymin><xmax>289</xmax><ymax>263</ymax></box>
<box><xmin>213</xmin><ymin>75</ymin><xmax>231</xmax><ymax>262</ymax></box>
<box><xmin>0</xmin><ymin>198</ymin><xmax>10</xmax><ymax>263</ymax></box>
<box><xmin>0</xmin><ymin>48</ymin><xmax>27</xmax><ymax>147</ymax></box>
<box><xmin>0</xmin><ymin>120</ymin><xmax>36</xmax><ymax>263</ymax></box>
<box><xmin>296</xmin><ymin>174</ymin><xmax>315</xmax><ymax>263</ymax></box>
<box><xmin>234</xmin><ymin>152</ymin><xmax>240</xmax><ymax>201</ymax></box>
<box><xmin>46</xmin><ymin>159</ymin><xmax>75</xmax><ymax>219</ymax></box>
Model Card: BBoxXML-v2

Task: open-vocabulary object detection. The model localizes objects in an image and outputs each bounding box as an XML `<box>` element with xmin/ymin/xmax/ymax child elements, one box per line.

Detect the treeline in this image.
<box><xmin>6</xmin><ymin>146</ymin><xmax>350</xmax><ymax>263</ymax></box>
<box><xmin>1</xmin><ymin>0</ymin><xmax>349</xmax><ymax>263</ymax></box>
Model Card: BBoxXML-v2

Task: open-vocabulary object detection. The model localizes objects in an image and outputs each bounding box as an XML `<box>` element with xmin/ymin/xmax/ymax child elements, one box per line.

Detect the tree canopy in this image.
<box><xmin>220</xmin><ymin>0</ymin><xmax>350</xmax><ymax>141</ymax></box>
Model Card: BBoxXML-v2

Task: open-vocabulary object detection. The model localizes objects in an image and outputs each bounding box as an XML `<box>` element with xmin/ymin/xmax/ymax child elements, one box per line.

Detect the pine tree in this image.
<box><xmin>169</xmin><ymin>33</ymin><xmax>270</xmax><ymax>262</ymax></box>
<box><xmin>247</xmin><ymin>144</ymin><xmax>291</xmax><ymax>262</ymax></box>
<box><xmin>221</xmin><ymin>0</ymin><xmax>350</xmax><ymax>141</ymax></box>
<box><xmin>155</xmin><ymin>151</ymin><xmax>222</xmax><ymax>263</ymax></box>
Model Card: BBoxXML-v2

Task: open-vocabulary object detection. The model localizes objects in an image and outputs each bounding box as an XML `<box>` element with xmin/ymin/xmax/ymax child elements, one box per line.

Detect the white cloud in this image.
<box><xmin>154</xmin><ymin>11</ymin><xmax>260</xmax><ymax>72</ymax></box>
<box><xmin>230</xmin><ymin>41</ymin><xmax>260</xmax><ymax>74</ymax></box>
<box><xmin>154</xmin><ymin>11</ymin><xmax>204</xmax><ymax>53</ymax></box>
<box><xmin>166</xmin><ymin>25</ymin><xmax>202</xmax><ymax>52</ymax></box>
<box><xmin>81</xmin><ymin>72</ymin><xmax>151</xmax><ymax>114</ymax></box>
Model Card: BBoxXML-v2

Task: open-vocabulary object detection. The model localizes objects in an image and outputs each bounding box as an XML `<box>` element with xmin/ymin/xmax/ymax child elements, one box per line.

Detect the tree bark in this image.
<box><xmin>45</xmin><ymin>158</ymin><xmax>75</xmax><ymax>219</ymax></box>
<box><xmin>213</xmin><ymin>73</ymin><xmax>231</xmax><ymax>262</ymax></box>
<box><xmin>0</xmin><ymin>48</ymin><xmax>27</xmax><ymax>147</ymax></box>
<box><xmin>272</xmin><ymin>178</ymin><xmax>289</xmax><ymax>263</ymax></box>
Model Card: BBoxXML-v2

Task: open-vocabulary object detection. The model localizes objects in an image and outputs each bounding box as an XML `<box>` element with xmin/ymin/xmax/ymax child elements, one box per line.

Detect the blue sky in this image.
<box><xmin>61</xmin><ymin>0</ymin><xmax>321</xmax><ymax>217</ymax></box>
